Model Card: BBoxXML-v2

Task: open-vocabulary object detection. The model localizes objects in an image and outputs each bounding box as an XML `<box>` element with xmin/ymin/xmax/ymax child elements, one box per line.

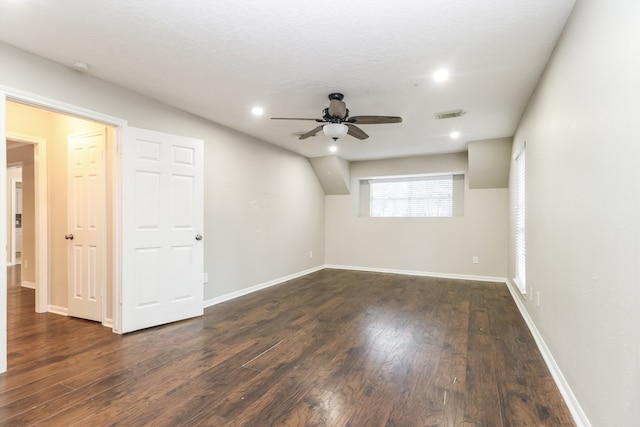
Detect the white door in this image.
<box><xmin>67</xmin><ymin>129</ymin><xmax>106</xmax><ymax>322</ymax></box>
<box><xmin>120</xmin><ymin>127</ymin><xmax>204</xmax><ymax>333</ymax></box>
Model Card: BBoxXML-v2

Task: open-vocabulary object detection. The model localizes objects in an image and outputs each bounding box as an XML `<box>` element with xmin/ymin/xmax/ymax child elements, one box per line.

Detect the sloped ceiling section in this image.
<box><xmin>467</xmin><ymin>137</ymin><xmax>512</xmax><ymax>189</ymax></box>
<box><xmin>310</xmin><ymin>156</ymin><xmax>351</xmax><ymax>195</ymax></box>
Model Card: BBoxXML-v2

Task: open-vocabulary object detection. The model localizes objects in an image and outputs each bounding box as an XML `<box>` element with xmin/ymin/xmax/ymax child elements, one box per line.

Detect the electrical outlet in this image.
<box><xmin>536</xmin><ymin>291</ymin><xmax>540</xmax><ymax>307</ymax></box>
<box><xmin>203</xmin><ymin>272</ymin><xmax>209</xmax><ymax>283</ymax></box>
<box><xmin>24</xmin><ymin>259</ymin><xmax>28</xmax><ymax>269</ymax></box>
<box><xmin>472</xmin><ymin>256</ymin><xmax>479</xmax><ymax>264</ymax></box>
<box><xmin>309</xmin><ymin>251</ymin><xmax>313</xmax><ymax>259</ymax></box>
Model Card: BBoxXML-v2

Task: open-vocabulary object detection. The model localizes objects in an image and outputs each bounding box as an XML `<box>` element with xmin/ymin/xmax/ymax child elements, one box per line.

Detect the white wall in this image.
<box><xmin>205</xmin><ymin>132</ymin><xmax>325</xmax><ymax>298</ymax></box>
<box><xmin>0</xmin><ymin>42</ymin><xmax>326</xmax><ymax>302</ymax></box>
<box><xmin>326</xmin><ymin>152</ymin><xmax>508</xmax><ymax>277</ymax></box>
<box><xmin>508</xmin><ymin>0</ymin><xmax>640</xmax><ymax>424</ymax></box>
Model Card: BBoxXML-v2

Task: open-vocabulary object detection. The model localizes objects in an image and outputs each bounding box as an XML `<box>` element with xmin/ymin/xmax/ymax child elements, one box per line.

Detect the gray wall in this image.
<box><xmin>508</xmin><ymin>0</ymin><xmax>640</xmax><ymax>424</ymax></box>
<box><xmin>0</xmin><ymin>42</ymin><xmax>326</xmax><ymax>302</ymax></box>
<box><xmin>326</xmin><ymin>152</ymin><xmax>508</xmax><ymax>277</ymax></box>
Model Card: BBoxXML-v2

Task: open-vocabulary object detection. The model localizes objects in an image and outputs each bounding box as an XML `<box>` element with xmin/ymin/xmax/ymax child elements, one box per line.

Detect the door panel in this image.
<box><xmin>121</xmin><ymin>127</ymin><xmax>203</xmax><ymax>333</ymax></box>
<box><xmin>67</xmin><ymin>129</ymin><xmax>106</xmax><ymax>322</ymax></box>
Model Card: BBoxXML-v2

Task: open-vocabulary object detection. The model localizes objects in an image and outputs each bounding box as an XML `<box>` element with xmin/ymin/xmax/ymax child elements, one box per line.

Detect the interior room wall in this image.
<box><xmin>326</xmin><ymin>152</ymin><xmax>508</xmax><ymax>277</ymax></box>
<box><xmin>17</xmin><ymin>160</ymin><xmax>34</xmax><ymax>285</ymax></box>
<box><xmin>0</xmin><ymin>41</ymin><xmax>326</xmax><ymax>304</ymax></box>
<box><xmin>508</xmin><ymin>0</ymin><xmax>640</xmax><ymax>424</ymax></box>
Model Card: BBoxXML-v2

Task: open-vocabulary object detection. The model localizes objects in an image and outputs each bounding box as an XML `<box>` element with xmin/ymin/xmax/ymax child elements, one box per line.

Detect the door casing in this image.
<box><xmin>0</xmin><ymin>86</ymin><xmax>128</xmax><ymax>373</ymax></box>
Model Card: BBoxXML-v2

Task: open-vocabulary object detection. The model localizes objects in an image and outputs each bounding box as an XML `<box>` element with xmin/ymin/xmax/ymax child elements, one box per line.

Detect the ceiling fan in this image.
<box><xmin>271</xmin><ymin>93</ymin><xmax>402</xmax><ymax>141</ymax></box>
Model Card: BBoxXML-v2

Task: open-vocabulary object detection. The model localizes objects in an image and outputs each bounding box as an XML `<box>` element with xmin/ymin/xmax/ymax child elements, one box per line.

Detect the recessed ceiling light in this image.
<box><xmin>329</xmin><ymin>145</ymin><xmax>338</xmax><ymax>153</ymax></box>
<box><xmin>251</xmin><ymin>106</ymin><xmax>264</xmax><ymax>116</ymax></box>
<box><xmin>433</xmin><ymin>69</ymin><xmax>449</xmax><ymax>83</ymax></box>
<box><xmin>450</xmin><ymin>131</ymin><xmax>461</xmax><ymax>139</ymax></box>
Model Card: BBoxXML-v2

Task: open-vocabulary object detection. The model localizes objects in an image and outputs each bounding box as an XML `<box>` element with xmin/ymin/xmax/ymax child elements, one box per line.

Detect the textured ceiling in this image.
<box><xmin>0</xmin><ymin>0</ymin><xmax>575</xmax><ymax>161</ymax></box>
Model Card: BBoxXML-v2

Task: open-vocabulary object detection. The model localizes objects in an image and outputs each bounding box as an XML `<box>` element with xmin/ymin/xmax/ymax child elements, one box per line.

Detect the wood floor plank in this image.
<box><xmin>0</xmin><ymin>266</ymin><xmax>576</xmax><ymax>426</ymax></box>
<box><xmin>2</xmin><ymin>372</ymin><xmax>131</xmax><ymax>426</ymax></box>
<box><xmin>269</xmin><ymin>387</ymin><xmax>353</xmax><ymax>427</ymax></box>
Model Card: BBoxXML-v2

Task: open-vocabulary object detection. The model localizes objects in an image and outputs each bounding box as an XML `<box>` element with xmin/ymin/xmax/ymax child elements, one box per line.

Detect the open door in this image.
<box><xmin>120</xmin><ymin>127</ymin><xmax>204</xmax><ymax>333</ymax></box>
<box><xmin>67</xmin><ymin>129</ymin><xmax>106</xmax><ymax>322</ymax></box>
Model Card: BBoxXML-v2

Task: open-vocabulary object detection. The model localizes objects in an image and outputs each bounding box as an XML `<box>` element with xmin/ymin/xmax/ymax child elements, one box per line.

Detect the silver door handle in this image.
<box><xmin>65</xmin><ymin>234</ymin><xmax>74</xmax><ymax>240</ymax></box>
<box><xmin>195</xmin><ymin>234</ymin><xmax>203</xmax><ymax>241</ymax></box>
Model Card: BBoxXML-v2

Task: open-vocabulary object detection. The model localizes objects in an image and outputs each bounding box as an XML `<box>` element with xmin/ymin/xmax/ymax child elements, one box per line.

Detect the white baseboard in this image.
<box><xmin>504</xmin><ymin>278</ymin><xmax>591</xmax><ymax>427</ymax></box>
<box><xmin>102</xmin><ymin>317</ymin><xmax>114</xmax><ymax>328</ymax></box>
<box><xmin>203</xmin><ymin>265</ymin><xmax>325</xmax><ymax>308</ymax></box>
<box><xmin>204</xmin><ymin>264</ymin><xmax>508</xmax><ymax>309</ymax></box>
<box><xmin>21</xmin><ymin>281</ymin><xmax>36</xmax><ymax>289</ymax></box>
<box><xmin>48</xmin><ymin>305</ymin><xmax>68</xmax><ymax>316</ymax></box>
<box><xmin>324</xmin><ymin>264</ymin><xmax>508</xmax><ymax>283</ymax></box>
<box><xmin>47</xmin><ymin>306</ymin><xmax>112</xmax><ymax>328</ymax></box>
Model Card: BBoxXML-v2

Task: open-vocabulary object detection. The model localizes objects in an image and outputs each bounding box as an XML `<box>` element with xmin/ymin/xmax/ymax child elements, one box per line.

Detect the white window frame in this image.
<box><xmin>514</xmin><ymin>150</ymin><xmax>526</xmax><ymax>293</ymax></box>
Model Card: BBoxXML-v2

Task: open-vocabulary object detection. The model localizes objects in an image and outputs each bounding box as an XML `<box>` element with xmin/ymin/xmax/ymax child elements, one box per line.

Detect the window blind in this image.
<box><xmin>514</xmin><ymin>152</ymin><xmax>526</xmax><ymax>292</ymax></box>
<box><xmin>369</xmin><ymin>175</ymin><xmax>453</xmax><ymax>217</ymax></box>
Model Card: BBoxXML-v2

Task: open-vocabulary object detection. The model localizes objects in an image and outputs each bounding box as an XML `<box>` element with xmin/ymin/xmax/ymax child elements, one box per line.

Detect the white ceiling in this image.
<box><xmin>0</xmin><ymin>0</ymin><xmax>575</xmax><ymax>161</ymax></box>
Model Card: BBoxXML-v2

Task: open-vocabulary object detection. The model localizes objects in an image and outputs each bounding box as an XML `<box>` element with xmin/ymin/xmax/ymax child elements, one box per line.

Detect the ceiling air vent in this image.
<box><xmin>435</xmin><ymin>109</ymin><xmax>465</xmax><ymax>120</ymax></box>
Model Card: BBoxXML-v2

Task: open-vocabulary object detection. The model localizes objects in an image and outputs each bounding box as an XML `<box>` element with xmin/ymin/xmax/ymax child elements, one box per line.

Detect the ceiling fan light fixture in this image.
<box><xmin>323</xmin><ymin>123</ymin><xmax>348</xmax><ymax>141</ymax></box>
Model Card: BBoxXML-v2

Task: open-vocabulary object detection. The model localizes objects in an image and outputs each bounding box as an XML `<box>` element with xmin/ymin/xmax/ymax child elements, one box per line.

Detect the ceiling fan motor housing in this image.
<box><xmin>323</xmin><ymin>107</ymin><xmax>350</xmax><ymax>123</ymax></box>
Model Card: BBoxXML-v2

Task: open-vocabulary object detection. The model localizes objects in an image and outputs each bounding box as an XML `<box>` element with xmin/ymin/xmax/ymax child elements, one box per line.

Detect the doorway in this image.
<box><xmin>6</xmin><ymin>135</ymin><xmax>45</xmax><ymax>311</ymax></box>
<box><xmin>6</xmin><ymin>165</ymin><xmax>22</xmax><ymax>268</ymax></box>
<box><xmin>1</xmin><ymin>87</ymin><xmax>205</xmax><ymax>375</ymax></box>
<box><xmin>12</xmin><ymin>178</ymin><xmax>21</xmax><ymax>267</ymax></box>
<box><xmin>5</xmin><ymin>101</ymin><xmax>115</xmax><ymax>325</ymax></box>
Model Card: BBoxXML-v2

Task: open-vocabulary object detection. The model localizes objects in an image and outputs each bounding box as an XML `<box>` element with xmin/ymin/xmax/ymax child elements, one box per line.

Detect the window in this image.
<box><xmin>369</xmin><ymin>175</ymin><xmax>454</xmax><ymax>217</ymax></box>
<box><xmin>514</xmin><ymin>151</ymin><xmax>526</xmax><ymax>293</ymax></box>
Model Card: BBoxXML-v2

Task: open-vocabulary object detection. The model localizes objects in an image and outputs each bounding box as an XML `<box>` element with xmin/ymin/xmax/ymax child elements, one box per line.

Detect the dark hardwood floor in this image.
<box><xmin>2</xmin><ymin>266</ymin><xmax>575</xmax><ymax>426</ymax></box>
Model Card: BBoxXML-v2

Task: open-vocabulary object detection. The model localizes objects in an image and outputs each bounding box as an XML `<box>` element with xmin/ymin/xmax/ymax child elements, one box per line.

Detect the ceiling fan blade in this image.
<box><xmin>298</xmin><ymin>125</ymin><xmax>324</xmax><ymax>140</ymax></box>
<box><xmin>349</xmin><ymin>115</ymin><xmax>403</xmax><ymax>125</ymax></box>
<box><xmin>346</xmin><ymin>123</ymin><xmax>369</xmax><ymax>140</ymax></box>
<box><xmin>328</xmin><ymin>100</ymin><xmax>347</xmax><ymax>118</ymax></box>
<box><xmin>271</xmin><ymin>117</ymin><xmax>323</xmax><ymax>121</ymax></box>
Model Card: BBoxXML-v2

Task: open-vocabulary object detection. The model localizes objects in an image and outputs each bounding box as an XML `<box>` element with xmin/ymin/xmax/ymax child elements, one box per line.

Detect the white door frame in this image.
<box><xmin>7</xmin><ymin>134</ymin><xmax>46</xmax><ymax>310</ymax></box>
<box><xmin>0</xmin><ymin>86</ymin><xmax>128</xmax><ymax>373</ymax></box>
